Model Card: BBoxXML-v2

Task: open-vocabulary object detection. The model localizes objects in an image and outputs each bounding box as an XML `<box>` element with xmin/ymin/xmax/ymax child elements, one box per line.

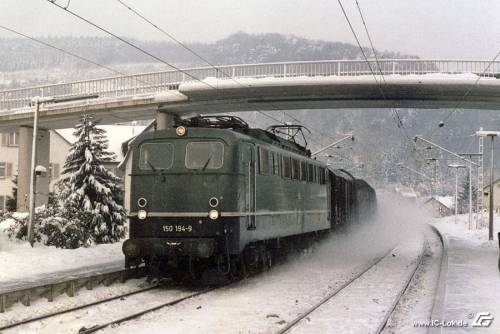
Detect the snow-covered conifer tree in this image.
<box><xmin>57</xmin><ymin>115</ymin><xmax>126</xmax><ymax>244</ymax></box>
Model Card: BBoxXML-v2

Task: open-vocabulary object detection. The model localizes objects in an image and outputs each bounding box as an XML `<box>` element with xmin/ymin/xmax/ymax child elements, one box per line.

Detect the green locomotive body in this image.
<box><xmin>123</xmin><ymin>119</ymin><xmax>376</xmax><ymax>280</ymax></box>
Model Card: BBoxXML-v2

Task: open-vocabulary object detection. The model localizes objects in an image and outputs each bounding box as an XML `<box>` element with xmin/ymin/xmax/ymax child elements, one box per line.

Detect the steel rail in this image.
<box><xmin>0</xmin><ymin>284</ymin><xmax>158</xmax><ymax>331</ymax></box>
<box><xmin>277</xmin><ymin>228</ymin><xmax>439</xmax><ymax>334</ymax></box>
<box><xmin>79</xmin><ymin>286</ymin><xmax>219</xmax><ymax>334</ymax></box>
<box><xmin>373</xmin><ymin>240</ymin><xmax>429</xmax><ymax>333</ymax></box>
<box><xmin>372</xmin><ymin>225</ymin><xmax>446</xmax><ymax>333</ymax></box>
<box><xmin>275</xmin><ymin>247</ymin><xmax>396</xmax><ymax>334</ymax></box>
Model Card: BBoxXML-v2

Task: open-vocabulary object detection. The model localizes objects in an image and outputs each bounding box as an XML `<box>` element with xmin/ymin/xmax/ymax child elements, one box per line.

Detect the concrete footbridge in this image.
<box><xmin>1</xmin><ymin>59</ymin><xmax>500</xmax><ymax>131</ymax></box>
<box><xmin>1</xmin><ymin>59</ymin><xmax>500</xmax><ymax>212</ymax></box>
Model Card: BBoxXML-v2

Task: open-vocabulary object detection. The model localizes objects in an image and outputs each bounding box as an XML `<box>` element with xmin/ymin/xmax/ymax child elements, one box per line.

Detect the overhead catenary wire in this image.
<box><xmin>113</xmin><ymin>0</ymin><xmax>287</xmax><ymax>127</ymax></box>
<box><xmin>47</xmin><ymin>0</ymin><xmax>291</xmax><ymax>130</ymax></box>
<box><xmin>44</xmin><ymin>0</ymin><xmax>218</xmax><ymax>91</ymax></box>
<box><xmin>345</xmin><ymin>0</ymin><xmax>409</xmax><ymax>140</ymax></box>
<box><xmin>115</xmin><ymin>0</ymin><xmax>236</xmax><ymax>82</ymax></box>
<box><xmin>428</xmin><ymin>49</ymin><xmax>500</xmax><ymax>138</ymax></box>
<box><xmin>113</xmin><ymin>0</ymin><xmax>343</xmax><ymax>145</ymax></box>
<box><xmin>45</xmin><ymin>0</ymin><xmax>348</xmax><ymax>152</ymax></box>
<box><xmin>337</xmin><ymin>0</ymin><xmax>409</xmax><ymax>141</ymax></box>
<box><xmin>0</xmin><ymin>24</ymin><xmax>130</xmax><ymax>78</ymax></box>
<box><xmin>354</xmin><ymin>0</ymin><xmax>405</xmax><ymax>129</ymax></box>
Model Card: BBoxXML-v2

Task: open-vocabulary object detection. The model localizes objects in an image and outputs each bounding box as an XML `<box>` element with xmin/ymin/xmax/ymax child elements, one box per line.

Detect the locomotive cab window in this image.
<box><xmin>300</xmin><ymin>161</ymin><xmax>307</xmax><ymax>181</ymax></box>
<box><xmin>139</xmin><ymin>142</ymin><xmax>174</xmax><ymax>170</ymax></box>
<box><xmin>186</xmin><ymin>141</ymin><xmax>224</xmax><ymax>170</ymax></box>
<box><xmin>291</xmin><ymin>159</ymin><xmax>300</xmax><ymax>180</ymax></box>
<box><xmin>307</xmin><ymin>164</ymin><xmax>314</xmax><ymax>182</ymax></box>
<box><xmin>282</xmin><ymin>156</ymin><xmax>291</xmax><ymax>178</ymax></box>
<box><xmin>272</xmin><ymin>153</ymin><xmax>280</xmax><ymax>176</ymax></box>
<box><xmin>258</xmin><ymin>148</ymin><xmax>270</xmax><ymax>175</ymax></box>
<box><xmin>319</xmin><ymin>167</ymin><xmax>326</xmax><ymax>184</ymax></box>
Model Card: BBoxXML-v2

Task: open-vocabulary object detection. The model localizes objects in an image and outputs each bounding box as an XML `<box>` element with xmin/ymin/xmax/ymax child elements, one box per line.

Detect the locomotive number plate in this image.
<box><xmin>162</xmin><ymin>225</ymin><xmax>193</xmax><ymax>233</ymax></box>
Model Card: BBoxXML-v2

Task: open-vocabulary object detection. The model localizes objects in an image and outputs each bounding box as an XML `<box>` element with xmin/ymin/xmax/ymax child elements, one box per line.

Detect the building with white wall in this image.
<box><xmin>0</xmin><ymin>130</ymin><xmax>71</xmax><ymax>213</ymax></box>
<box><xmin>482</xmin><ymin>179</ymin><xmax>500</xmax><ymax>212</ymax></box>
<box><xmin>0</xmin><ymin>125</ymin><xmax>146</xmax><ymax>213</ymax></box>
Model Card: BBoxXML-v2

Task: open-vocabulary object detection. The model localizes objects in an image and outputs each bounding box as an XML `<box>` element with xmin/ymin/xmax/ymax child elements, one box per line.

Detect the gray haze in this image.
<box><xmin>0</xmin><ymin>0</ymin><xmax>499</xmax><ymax>59</ymax></box>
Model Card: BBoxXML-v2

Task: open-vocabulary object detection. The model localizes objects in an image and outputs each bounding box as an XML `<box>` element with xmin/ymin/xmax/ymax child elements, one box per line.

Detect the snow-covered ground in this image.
<box><xmin>433</xmin><ymin>213</ymin><xmax>500</xmax><ymax>247</ymax></box>
<box><xmin>432</xmin><ymin>214</ymin><xmax>500</xmax><ymax>333</ymax></box>
<box><xmin>0</xmin><ymin>217</ymin><xmax>124</xmax><ymax>283</ymax></box>
<box><xmin>4</xmin><ymin>194</ymin><xmax>499</xmax><ymax>333</ymax></box>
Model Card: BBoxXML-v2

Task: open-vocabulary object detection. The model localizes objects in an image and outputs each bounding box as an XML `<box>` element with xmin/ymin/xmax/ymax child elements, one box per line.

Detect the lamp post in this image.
<box><xmin>448</xmin><ymin>164</ymin><xmax>466</xmax><ymax>224</ymax></box>
<box><xmin>27</xmin><ymin>94</ymin><xmax>99</xmax><ymax>246</ymax></box>
<box><xmin>476</xmin><ymin>131</ymin><xmax>500</xmax><ymax>241</ymax></box>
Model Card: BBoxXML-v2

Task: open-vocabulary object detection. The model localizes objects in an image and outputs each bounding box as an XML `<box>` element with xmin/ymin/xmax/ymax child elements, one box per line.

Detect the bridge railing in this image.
<box><xmin>1</xmin><ymin>59</ymin><xmax>499</xmax><ymax>111</ymax></box>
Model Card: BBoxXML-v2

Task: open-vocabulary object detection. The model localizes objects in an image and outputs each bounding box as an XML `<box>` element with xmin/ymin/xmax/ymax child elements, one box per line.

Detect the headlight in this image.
<box><xmin>209</xmin><ymin>209</ymin><xmax>219</xmax><ymax>220</ymax></box>
<box><xmin>138</xmin><ymin>210</ymin><xmax>148</xmax><ymax>220</ymax></box>
<box><xmin>137</xmin><ymin>197</ymin><xmax>147</xmax><ymax>208</ymax></box>
<box><xmin>176</xmin><ymin>126</ymin><xmax>187</xmax><ymax>137</ymax></box>
<box><xmin>209</xmin><ymin>197</ymin><xmax>219</xmax><ymax>208</ymax></box>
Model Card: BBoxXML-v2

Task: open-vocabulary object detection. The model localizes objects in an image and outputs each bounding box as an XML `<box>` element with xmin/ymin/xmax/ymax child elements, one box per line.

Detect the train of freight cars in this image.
<box><xmin>122</xmin><ymin>116</ymin><xmax>377</xmax><ymax>282</ymax></box>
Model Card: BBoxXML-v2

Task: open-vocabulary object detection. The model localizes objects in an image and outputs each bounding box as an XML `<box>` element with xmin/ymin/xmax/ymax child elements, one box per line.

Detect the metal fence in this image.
<box><xmin>1</xmin><ymin>59</ymin><xmax>499</xmax><ymax>111</ymax></box>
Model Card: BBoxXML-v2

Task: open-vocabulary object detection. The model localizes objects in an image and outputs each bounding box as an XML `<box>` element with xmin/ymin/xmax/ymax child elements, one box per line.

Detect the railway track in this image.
<box><xmin>276</xmin><ymin>226</ymin><xmax>445</xmax><ymax>334</ymax></box>
<box><xmin>2</xmin><ymin>279</ymin><xmax>224</xmax><ymax>334</ymax></box>
<box><xmin>78</xmin><ymin>286</ymin><xmax>218</xmax><ymax>334</ymax></box>
<box><xmin>0</xmin><ymin>284</ymin><xmax>158</xmax><ymax>331</ymax></box>
<box><xmin>274</xmin><ymin>247</ymin><xmax>397</xmax><ymax>334</ymax></box>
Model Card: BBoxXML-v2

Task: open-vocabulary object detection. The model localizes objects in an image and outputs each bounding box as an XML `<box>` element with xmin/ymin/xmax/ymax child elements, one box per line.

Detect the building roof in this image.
<box><xmin>56</xmin><ymin>125</ymin><xmax>146</xmax><ymax>162</ymax></box>
<box><xmin>426</xmin><ymin>196</ymin><xmax>454</xmax><ymax>209</ymax></box>
<box><xmin>482</xmin><ymin>179</ymin><xmax>500</xmax><ymax>191</ymax></box>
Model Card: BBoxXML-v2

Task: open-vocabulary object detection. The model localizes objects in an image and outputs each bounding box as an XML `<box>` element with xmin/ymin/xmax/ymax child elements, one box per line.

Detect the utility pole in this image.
<box><xmin>476</xmin><ymin>130</ymin><xmax>500</xmax><ymax>241</ymax></box>
<box><xmin>27</xmin><ymin>98</ymin><xmax>41</xmax><ymax>246</ymax></box>
<box><xmin>459</xmin><ymin>153</ymin><xmax>482</xmax><ymax>230</ymax></box>
<box><xmin>478</xmin><ymin>131</ymin><xmax>484</xmax><ymax>228</ymax></box>
<box><xmin>425</xmin><ymin>158</ymin><xmax>439</xmax><ymax>197</ymax></box>
<box><xmin>414</xmin><ymin>135</ymin><xmax>479</xmax><ymax>229</ymax></box>
<box><xmin>448</xmin><ymin>164</ymin><xmax>466</xmax><ymax>224</ymax></box>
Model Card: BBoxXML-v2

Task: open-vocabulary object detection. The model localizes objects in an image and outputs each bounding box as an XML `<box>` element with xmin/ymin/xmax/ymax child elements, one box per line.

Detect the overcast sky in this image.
<box><xmin>0</xmin><ymin>0</ymin><xmax>499</xmax><ymax>59</ymax></box>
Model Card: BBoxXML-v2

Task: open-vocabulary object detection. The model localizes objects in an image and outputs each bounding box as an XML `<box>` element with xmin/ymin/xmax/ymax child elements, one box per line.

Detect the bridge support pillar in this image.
<box><xmin>156</xmin><ymin>112</ymin><xmax>175</xmax><ymax>130</ymax></box>
<box><xmin>17</xmin><ymin>126</ymin><xmax>50</xmax><ymax>212</ymax></box>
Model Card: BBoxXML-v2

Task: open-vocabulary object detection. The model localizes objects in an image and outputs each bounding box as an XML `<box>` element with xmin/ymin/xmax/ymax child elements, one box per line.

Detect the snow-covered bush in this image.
<box><xmin>1</xmin><ymin>115</ymin><xmax>127</xmax><ymax>248</ymax></box>
<box><xmin>1</xmin><ymin>195</ymin><xmax>95</xmax><ymax>249</ymax></box>
<box><xmin>39</xmin><ymin>215</ymin><xmax>91</xmax><ymax>249</ymax></box>
<box><xmin>2</xmin><ymin>211</ymin><xmax>35</xmax><ymax>242</ymax></box>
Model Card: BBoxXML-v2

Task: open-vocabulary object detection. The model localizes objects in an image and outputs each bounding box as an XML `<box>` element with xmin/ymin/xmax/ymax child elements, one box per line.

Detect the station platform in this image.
<box><xmin>0</xmin><ymin>260</ymin><xmax>124</xmax><ymax>294</ymax></box>
<box><xmin>435</xmin><ymin>227</ymin><xmax>500</xmax><ymax>333</ymax></box>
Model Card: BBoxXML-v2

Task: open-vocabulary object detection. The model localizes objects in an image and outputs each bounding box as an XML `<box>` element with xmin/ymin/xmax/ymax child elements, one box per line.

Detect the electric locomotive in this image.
<box><xmin>122</xmin><ymin>116</ymin><xmax>376</xmax><ymax>280</ymax></box>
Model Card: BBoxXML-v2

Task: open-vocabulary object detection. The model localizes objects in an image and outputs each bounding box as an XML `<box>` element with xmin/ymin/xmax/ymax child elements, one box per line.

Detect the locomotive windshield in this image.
<box><xmin>185</xmin><ymin>141</ymin><xmax>224</xmax><ymax>170</ymax></box>
<box><xmin>139</xmin><ymin>142</ymin><xmax>174</xmax><ymax>170</ymax></box>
